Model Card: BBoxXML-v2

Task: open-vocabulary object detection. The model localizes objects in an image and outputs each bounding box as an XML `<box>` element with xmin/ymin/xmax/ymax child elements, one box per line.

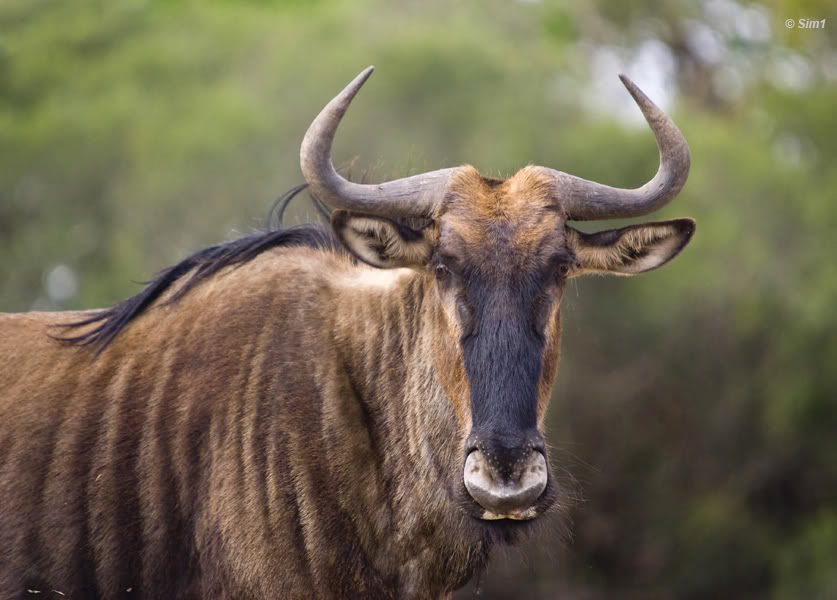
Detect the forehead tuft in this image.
<box><xmin>439</xmin><ymin>167</ymin><xmax>565</xmax><ymax>271</ymax></box>
<box><xmin>445</xmin><ymin>165</ymin><xmax>558</xmax><ymax>221</ymax></box>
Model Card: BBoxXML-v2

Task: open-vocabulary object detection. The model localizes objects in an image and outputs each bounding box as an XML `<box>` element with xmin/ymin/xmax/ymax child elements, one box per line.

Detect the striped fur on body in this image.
<box><xmin>0</xmin><ymin>243</ymin><xmax>505</xmax><ymax>600</ymax></box>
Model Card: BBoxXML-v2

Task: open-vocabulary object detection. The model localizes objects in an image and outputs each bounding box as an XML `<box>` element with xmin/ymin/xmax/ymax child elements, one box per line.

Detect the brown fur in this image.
<box><xmin>0</xmin><ymin>166</ymin><xmax>694</xmax><ymax>599</ymax></box>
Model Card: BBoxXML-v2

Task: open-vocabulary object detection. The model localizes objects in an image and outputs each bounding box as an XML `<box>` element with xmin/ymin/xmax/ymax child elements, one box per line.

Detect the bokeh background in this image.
<box><xmin>2</xmin><ymin>0</ymin><xmax>836</xmax><ymax>597</ymax></box>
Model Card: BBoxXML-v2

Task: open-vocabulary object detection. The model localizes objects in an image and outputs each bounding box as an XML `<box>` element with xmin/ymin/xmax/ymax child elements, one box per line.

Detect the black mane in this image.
<box><xmin>56</xmin><ymin>185</ymin><xmax>342</xmax><ymax>355</ymax></box>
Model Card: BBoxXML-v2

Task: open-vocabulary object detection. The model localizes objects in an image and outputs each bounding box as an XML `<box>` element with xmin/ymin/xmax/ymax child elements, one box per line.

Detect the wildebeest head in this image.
<box><xmin>300</xmin><ymin>67</ymin><xmax>694</xmax><ymax>522</ymax></box>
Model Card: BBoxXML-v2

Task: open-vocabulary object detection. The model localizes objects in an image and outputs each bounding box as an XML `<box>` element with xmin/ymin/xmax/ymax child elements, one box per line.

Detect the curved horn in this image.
<box><xmin>546</xmin><ymin>75</ymin><xmax>691</xmax><ymax>221</ymax></box>
<box><xmin>300</xmin><ymin>66</ymin><xmax>456</xmax><ymax>218</ymax></box>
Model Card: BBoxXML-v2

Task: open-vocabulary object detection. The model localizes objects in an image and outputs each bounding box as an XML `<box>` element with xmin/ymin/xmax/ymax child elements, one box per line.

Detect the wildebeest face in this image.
<box><xmin>334</xmin><ymin>166</ymin><xmax>570</xmax><ymax>521</ymax></box>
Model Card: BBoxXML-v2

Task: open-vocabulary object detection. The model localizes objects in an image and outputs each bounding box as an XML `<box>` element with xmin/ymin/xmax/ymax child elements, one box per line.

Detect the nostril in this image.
<box><xmin>463</xmin><ymin>440</ymin><xmax>480</xmax><ymax>457</ymax></box>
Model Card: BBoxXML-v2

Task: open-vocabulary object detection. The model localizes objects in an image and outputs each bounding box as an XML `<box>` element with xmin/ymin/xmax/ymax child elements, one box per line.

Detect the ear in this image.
<box><xmin>567</xmin><ymin>218</ymin><xmax>695</xmax><ymax>277</ymax></box>
<box><xmin>331</xmin><ymin>209</ymin><xmax>436</xmax><ymax>269</ymax></box>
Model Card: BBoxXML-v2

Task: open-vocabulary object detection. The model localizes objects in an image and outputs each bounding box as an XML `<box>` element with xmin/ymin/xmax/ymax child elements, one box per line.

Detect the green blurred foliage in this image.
<box><xmin>1</xmin><ymin>0</ymin><xmax>835</xmax><ymax>597</ymax></box>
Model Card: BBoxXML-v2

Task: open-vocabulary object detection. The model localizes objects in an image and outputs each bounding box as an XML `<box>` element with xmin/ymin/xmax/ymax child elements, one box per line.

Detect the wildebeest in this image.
<box><xmin>0</xmin><ymin>66</ymin><xmax>693</xmax><ymax>599</ymax></box>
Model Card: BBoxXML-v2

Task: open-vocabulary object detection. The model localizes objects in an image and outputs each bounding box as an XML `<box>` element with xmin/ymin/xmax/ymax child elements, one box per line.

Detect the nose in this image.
<box><xmin>463</xmin><ymin>432</ymin><xmax>548</xmax><ymax>519</ymax></box>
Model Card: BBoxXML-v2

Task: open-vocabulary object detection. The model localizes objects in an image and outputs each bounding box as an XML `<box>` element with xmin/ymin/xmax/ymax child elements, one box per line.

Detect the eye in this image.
<box><xmin>435</xmin><ymin>263</ymin><xmax>449</xmax><ymax>279</ymax></box>
<box><xmin>555</xmin><ymin>256</ymin><xmax>579</xmax><ymax>280</ymax></box>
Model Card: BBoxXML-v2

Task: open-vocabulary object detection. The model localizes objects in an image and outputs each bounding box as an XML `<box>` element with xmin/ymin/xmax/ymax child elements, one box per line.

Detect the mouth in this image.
<box><xmin>479</xmin><ymin>507</ymin><xmax>539</xmax><ymax>521</ymax></box>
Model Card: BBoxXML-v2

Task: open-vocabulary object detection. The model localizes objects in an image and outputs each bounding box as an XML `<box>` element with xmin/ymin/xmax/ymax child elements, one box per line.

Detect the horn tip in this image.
<box><xmin>618</xmin><ymin>74</ymin><xmax>643</xmax><ymax>98</ymax></box>
<box><xmin>343</xmin><ymin>66</ymin><xmax>375</xmax><ymax>91</ymax></box>
<box><xmin>345</xmin><ymin>66</ymin><xmax>374</xmax><ymax>94</ymax></box>
<box><xmin>359</xmin><ymin>65</ymin><xmax>375</xmax><ymax>81</ymax></box>
<box><xmin>618</xmin><ymin>73</ymin><xmax>658</xmax><ymax>113</ymax></box>
<box><xmin>336</xmin><ymin>67</ymin><xmax>376</xmax><ymax>108</ymax></box>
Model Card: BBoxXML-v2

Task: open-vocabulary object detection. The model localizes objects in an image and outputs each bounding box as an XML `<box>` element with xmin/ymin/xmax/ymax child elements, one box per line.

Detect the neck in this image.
<box><xmin>326</xmin><ymin>266</ymin><xmax>488</xmax><ymax>594</ymax></box>
<box><xmin>330</xmin><ymin>267</ymin><xmax>429</xmax><ymax>403</ymax></box>
<box><xmin>328</xmin><ymin>268</ymin><xmax>464</xmax><ymax>485</ymax></box>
